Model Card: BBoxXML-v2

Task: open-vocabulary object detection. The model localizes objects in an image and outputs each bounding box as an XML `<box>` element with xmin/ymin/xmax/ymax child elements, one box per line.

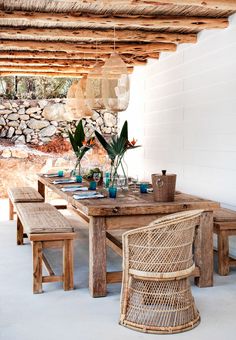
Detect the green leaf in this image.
<box><xmin>95</xmin><ymin>130</ymin><xmax>110</xmax><ymax>152</ymax></box>
<box><xmin>110</xmin><ymin>135</ymin><xmax>126</xmax><ymax>155</ymax></box>
<box><xmin>95</xmin><ymin>130</ymin><xmax>117</xmax><ymax>162</ymax></box>
<box><xmin>78</xmin><ymin>146</ymin><xmax>90</xmax><ymax>161</ymax></box>
<box><xmin>74</xmin><ymin>119</ymin><xmax>85</xmax><ymax>147</ymax></box>
<box><xmin>120</xmin><ymin>121</ymin><xmax>128</xmax><ymax>141</ymax></box>
<box><xmin>68</xmin><ymin>130</ymin><xmax>78</xmax><ymax>154</ymax></box>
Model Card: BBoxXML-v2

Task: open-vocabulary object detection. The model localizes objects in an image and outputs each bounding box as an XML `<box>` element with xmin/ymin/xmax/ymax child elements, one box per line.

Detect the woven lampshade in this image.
<box><xmin>86</xmin><ymin>63</ymin><xmax>105</xmax><ymax>110</ymax></box>
<box><xmin>102</xmin><ymin>53</ymin><xmax>130</xmax><ymax>112</ymax></box>
<box><xmin>66</xmin><ymin>77</ymin><xmax>92</xmax><ymax>120</ymax></box>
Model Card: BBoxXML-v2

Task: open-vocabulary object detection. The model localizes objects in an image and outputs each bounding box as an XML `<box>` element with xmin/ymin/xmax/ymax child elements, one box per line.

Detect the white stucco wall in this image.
<box><xmin>122</xmin><ymin>13</ymin><xmax>236</xmax><ymax>254</ymax></box>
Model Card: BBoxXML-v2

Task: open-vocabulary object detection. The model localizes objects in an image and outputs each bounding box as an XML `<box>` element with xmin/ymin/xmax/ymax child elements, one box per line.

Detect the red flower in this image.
<box><xmin>126</xmin><ymin>138</ymin><xmax>138</xmax><ymax>148</ymax></box>
<box><xmin>130</xmin><ymin>138</ymin><xmax>137</xmax><ymax>146</ymax></box>
<box><xmin>89</xmin><ymin>138</ymin><xmax>95</xmax><ymax>146</ymax></box>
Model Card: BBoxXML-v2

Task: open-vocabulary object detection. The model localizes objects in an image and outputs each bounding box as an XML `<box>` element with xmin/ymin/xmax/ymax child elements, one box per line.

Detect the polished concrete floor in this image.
<box><xmin>0</xmin><ymin>199</ymin><xmax>236</xmax><ymax>340</ymax></box>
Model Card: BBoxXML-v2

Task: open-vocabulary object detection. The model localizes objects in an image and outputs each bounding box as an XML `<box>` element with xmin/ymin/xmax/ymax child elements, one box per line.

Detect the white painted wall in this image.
<box><xmin>123</xmin><ymin>13</ymin><xmax>236</xmax><ymax>253</ymax></box>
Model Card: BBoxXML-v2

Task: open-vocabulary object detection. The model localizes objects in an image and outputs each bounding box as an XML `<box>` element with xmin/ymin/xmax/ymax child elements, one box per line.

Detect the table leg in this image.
<box><xmin>218</xmin><ymin>230</ymin><xmax>229</xmax><ymax>276</ymax></box>
<box><xmin>89</xmin><ymin>217</ymin><xmax>107</xmax><ymax>297</ymax></box>
<box><xmin>38</xmin><ymin>180</ymin><xmax>45</xmax><ymax>200</ymax></box>
<box><xmin>194</xmin><ymin>211</ymin><xmax>213</xmax><ymax>287</ymax></box>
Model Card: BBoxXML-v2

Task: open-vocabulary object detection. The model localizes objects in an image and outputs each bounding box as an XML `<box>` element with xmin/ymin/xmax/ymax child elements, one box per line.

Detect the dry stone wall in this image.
<box><xmin>0</xmin><ymin>98</ymin><xmax>118</xmax><ymax>198</ymax></box>
<box><xmin>0</xmin><ymin>99</ymin><xmax>118</xmax><ymax>145</ymax></box>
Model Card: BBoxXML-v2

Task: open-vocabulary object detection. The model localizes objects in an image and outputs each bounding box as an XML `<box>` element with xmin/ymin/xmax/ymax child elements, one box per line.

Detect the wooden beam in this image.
<box><xmin>0</xmin><ymin>40</ymin><xmax>176</xmax><ymax>53</ymax></box>
<box><xmin>121</xmin><ymin>0</ymin><xmax>236</xmax><ymax>10</ymax></box>
<box><xmin>0</xmin><ymin>71</ymin><xmax>85</xmax><ymax>77</ymax></box>
<box><xmin>0</xmin><ymin>65</ymin><xmax>133</xmax><ymax>73</ymax></box>
<box><xmin>53</xmin><ymin>0</ymin><xmax>236</xmax><ymax>10</ymax></box>
<box><xmin>0</xmin><ymin>59</ymin><xmax>100</xmax><ymax>67</ymax></box>
<box><xmin>0</xmin><ymin>50</ymin><xmax>159</xmax><ymax>61</ymax></box>
<box><xmin>0</xmin><ymin>65</ymin><xmax>99</xmax><ymax>73</ymax></box>
<box><xmin>0</xmin><ymin>11</ymin><xmax>228</xmax><ymax>30</ymax></box>
<box><xmin>0</xmin><ymin>51</ymin><xmax>107</xmax><ymax>60</ymax></box>
<box><xmin>0</xmin><ymin>58</ymin><xmax>147</xmax><ymax>66</ymax></box>
<box><xmin>0</xmin><ymin>27</ymin><xmax>197</xmax><ymax>44</ymax></box>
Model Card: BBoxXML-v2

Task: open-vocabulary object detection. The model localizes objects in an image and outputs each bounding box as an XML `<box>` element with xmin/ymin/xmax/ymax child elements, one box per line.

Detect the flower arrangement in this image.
<box><xmin>68</xmin><ymin>119</ymin><xmax>95</xmax><ymax>176</ymax></box>
<box><xmin>95</xmin><ymin>120</ymin><xmax>140</xmax><ymax>187</ymax></box>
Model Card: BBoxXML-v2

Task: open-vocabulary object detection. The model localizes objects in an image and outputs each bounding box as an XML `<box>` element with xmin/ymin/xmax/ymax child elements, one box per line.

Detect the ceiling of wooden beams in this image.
<box><xmin>0</xmin><ymin>0</ymin><xmax>235</xmax><ymax>77</ymax></box>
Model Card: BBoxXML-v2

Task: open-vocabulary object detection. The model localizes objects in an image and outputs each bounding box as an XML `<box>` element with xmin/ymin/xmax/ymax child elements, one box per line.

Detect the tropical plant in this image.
<box><xmin>68</xmin><ymin>119</ymin><xmax>95</xmax><ymax>176</ymax></box>
<box><xmin>95</xmin><ymin>120</ymin><xmax>140</xmax><ymax>186</ymax></box>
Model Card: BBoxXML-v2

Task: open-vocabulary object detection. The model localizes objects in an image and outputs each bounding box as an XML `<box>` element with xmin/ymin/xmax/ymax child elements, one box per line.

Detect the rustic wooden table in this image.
<box><xmin>38</xmin><ymin>175</ymin><xmax>220</xmax><ymax>297</ymax></box>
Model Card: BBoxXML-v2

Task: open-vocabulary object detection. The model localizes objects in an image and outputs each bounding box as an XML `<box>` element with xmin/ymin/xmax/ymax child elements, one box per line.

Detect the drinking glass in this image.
<box><xmin>140</xmin><ymin>183</ymin><xmax>148</xmax><ymax>193</ymax></box>
<box><xmin>89</xmin><ymin>181</ymin><xmax>97</xmax><ymax>190</ymax></box>
<box><xmin>76</xmin><ymin>175</ymin><xmax>83</xmax><ymax>183</ymax></box>
<box><xmin>109</xmin><ymin>186</ymin><xmax>117</xmax><ymax>199</ymax></box>
<box><xmin>132</xmin><ymin>174</ymin><xmax>139</xmax><ymax>192</ymax></box>
<box><xmin>57</xmin><ymin>170</ymin><xmax>64</xmax><ymax>177</ymax></box>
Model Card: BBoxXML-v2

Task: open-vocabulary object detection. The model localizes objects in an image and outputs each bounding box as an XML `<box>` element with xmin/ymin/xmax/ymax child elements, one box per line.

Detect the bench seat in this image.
<box><xmin>15</xmin><ymin>202</ymin><xmax>75</xmax><ymax>293</ymax></box>
<box><xmin>16</xmin><ymin>202</ymin><xmax>73</xmax><ymax>234</ymax></box>
<box><xmin>8</xmin><ymin>187</ymin><xmax>44</xmax><ymax>220</ymax></box>
<box><xmin>213</xmin><ymin>208</ymin><xmax>236</xmax><ymax>275</ymax></box>
<box><xmin>214</xmin><ymin>208</ymin><xmax>236</xmax><ymax>223</ymax></box>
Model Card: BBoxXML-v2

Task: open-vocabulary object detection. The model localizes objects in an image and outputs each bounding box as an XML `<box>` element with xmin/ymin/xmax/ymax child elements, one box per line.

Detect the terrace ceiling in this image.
<box><xmin>0</xmin><ymin>0</ymin><xmax>235</xmax><ymax>77</ymax></box>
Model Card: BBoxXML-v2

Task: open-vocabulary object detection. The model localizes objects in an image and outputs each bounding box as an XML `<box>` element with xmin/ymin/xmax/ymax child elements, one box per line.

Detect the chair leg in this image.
<box><xmin>120</xmin><ymin>274</ymin><xmax>132</xmax><ymax>323</ymax></box>
<box><xmin>17</xmin><ymin>217</ymin><xmax>24</xmax><ymax>245</ymax></box>
<box><xmin>218</xmin><ymin>231</ymin><xmax>229</xmax><ymax>276</ymax></box>
<box><xmin>9</xmin><ymin>199</ymin><xmax>14</xmax><ymax>220</ymax></box>
<box><xmin>63</xmin><ymin>239</ymin><xmax>74</xmax><ymax>291</ymax></box>
<box><xmin>32</xmin><ymin>241</ymin><xmax>43</xmax><ymax>294</ymax></box>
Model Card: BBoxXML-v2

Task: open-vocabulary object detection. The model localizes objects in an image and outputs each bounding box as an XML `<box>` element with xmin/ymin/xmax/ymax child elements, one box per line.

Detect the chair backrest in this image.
<box><xmin>122</xmin><ymin>210</ymin><xmax>203</xmax><ymax>276</ymax></box>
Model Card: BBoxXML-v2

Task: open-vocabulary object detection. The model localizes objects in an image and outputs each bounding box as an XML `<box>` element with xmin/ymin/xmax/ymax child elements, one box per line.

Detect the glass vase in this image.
<box><xmin>110</xmin><ymin>158</ymin><xmax>128</xmax><ymax>191</ymax></box>
<box><xmin>71</xmin><ymin>161</ymin><xmax>82</xmax><ymax>179</ymax></box>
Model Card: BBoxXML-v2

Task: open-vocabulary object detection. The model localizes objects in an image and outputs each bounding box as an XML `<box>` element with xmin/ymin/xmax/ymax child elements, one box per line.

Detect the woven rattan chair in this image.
<box><xmin>120</xmin><ymin>210</ymin><xmax>203</xmax><ymax>334</ymax></box>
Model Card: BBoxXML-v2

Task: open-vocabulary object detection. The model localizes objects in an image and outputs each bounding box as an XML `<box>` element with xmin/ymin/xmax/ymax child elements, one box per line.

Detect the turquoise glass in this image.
<box><xmin>89</xmin><ymin>181</ymin><xmax>97</xmax><ymax>190</ymax></box>
<box><xmin>104</xmin><ymin>172</ymin><xmax>110</xmax><ymax>188</ymax></box>
<box><xmin>76</xmin><ymin>175</ymin><xmax>83</xmax><ymax>183</ymax></box>
<box><xmin>140</xmin><ymin>183</ymin><xmax>148</xmax><ymax>193</ymax></box>
<box><xmin>109</xmin><ymin>186</ymin><xmax>117</xmax><ymax>198</ymax></box>
<box><xmin>58</xmin><ymin>170</ymin><xmax>64</xmax><ymax>177</ymax></box>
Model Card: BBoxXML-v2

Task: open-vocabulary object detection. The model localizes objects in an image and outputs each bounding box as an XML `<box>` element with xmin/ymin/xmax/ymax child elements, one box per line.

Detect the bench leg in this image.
<box><xmin>9</xmin><ymin>199</ymin><xmax>14</xmax><ymax>220</ymax></box>
<box><xmin>63</xmin><ymin>239</ymin><xmax>74</xmax><ymax>291</ymax></box>
<box><xmin>17</xmin><ymin>217</ymin><xmax>24</xmax><ymax>245</ymax></box>
<box><xmin>218</xmin><ymin>231</ymin><xmax>229</xmax><ymax>276</ymax></box>
<box><xmin>32</xmin><ymin>241</ymin><xmax>43</xmax><ymax>294</ymax></box>
<box><xmin>38</xmin><ymin>180</ymin><xmax>45</xmax><ymax>200</ymax></box>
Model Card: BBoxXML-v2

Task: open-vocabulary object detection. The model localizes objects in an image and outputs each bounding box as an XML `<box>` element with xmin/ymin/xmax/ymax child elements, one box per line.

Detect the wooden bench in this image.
<box><xmin>213</xmin><ymin>208</ymin><xmax>236</xmax><ymax>275</ymax></box>
<box><xmin>15</xmin><ymin>202</ymin><xmax>76</xmax><ymax>294</ymax></box>
<box><xmin>8</xmin><ymin>187</ymin><xmax>44</xmax><ymax>220</ymax></box>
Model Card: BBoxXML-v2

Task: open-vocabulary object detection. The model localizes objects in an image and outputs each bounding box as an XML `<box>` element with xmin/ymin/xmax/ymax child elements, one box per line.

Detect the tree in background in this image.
<box><xmin>0</xmin><ymin>76</ymin><xmax>73</xmax><ymax>99</ymax></box>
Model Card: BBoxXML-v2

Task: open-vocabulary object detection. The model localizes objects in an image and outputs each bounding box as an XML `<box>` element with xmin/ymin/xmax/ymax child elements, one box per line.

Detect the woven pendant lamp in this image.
<box><xmin>66</xmin><ymin>77</ymin><xmax>92</xmax><ymax>120</ymax></box>
<box><xmin>102</xmin><ymin>53</ymin><xmax>130</xmax><ymax>112</ymax></box>
<box><xmin>86</xmin><ymin>63</ymin><xmax>105</xmax><ymax>110</ymax></box>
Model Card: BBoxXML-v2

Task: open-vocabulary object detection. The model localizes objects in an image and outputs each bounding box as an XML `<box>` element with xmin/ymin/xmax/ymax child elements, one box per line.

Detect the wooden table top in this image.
<box><xmin>38</xmin><ymin>175</ymin><xmax>220</xmax><ymax>217</ymax></box>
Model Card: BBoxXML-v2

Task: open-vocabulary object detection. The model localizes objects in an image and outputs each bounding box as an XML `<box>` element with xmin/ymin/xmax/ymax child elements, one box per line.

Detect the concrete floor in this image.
<box><xmin>0</xmin><ymin>199</ymin><xmax>236</xmax><ymax>340</ymax></box>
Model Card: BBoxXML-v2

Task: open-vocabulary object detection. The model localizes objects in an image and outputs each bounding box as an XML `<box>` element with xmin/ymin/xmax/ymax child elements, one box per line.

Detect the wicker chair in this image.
<box><xmin>120</xmin><ymin>210</ymin><xmax>203</xmax><ymax>334</ymax></box>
